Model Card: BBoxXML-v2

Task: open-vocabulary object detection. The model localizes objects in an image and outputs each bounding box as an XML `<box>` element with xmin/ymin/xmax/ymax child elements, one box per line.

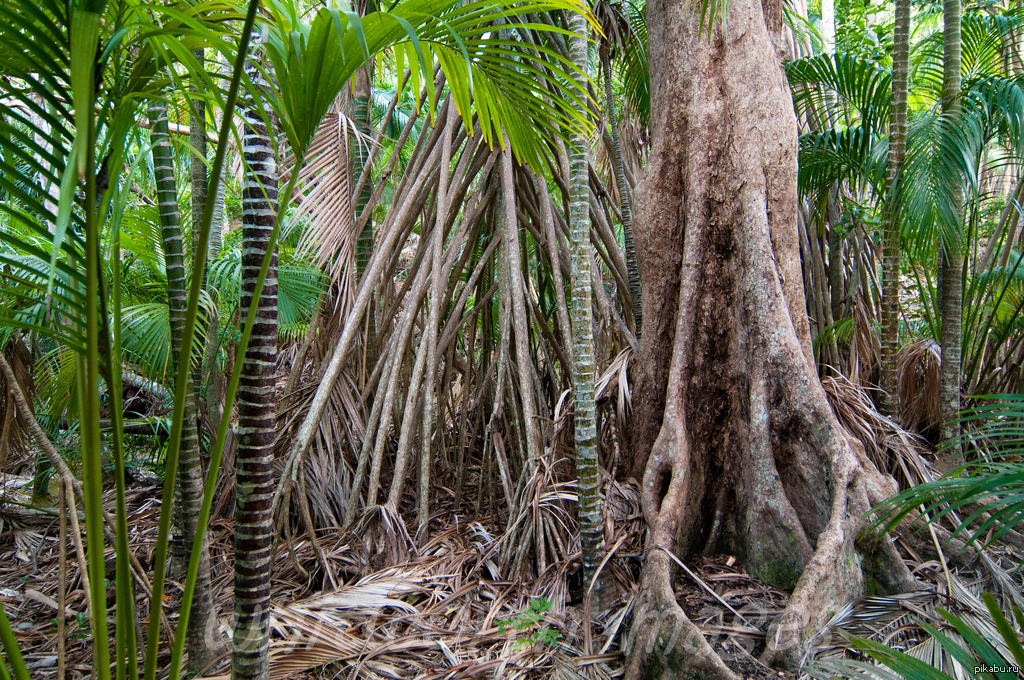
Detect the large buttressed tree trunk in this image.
<box><xmin>623</xmin><ymin>0</ymin><xmax>909</xmax><ymax>675</ymax></box>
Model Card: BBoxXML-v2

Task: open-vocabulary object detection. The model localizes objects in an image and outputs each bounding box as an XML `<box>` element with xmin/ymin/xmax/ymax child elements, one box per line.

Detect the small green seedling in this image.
<box><xmin>497</xmin><ymin>597</ymin><xmax>562</xmax><ymax>650</ymax></box>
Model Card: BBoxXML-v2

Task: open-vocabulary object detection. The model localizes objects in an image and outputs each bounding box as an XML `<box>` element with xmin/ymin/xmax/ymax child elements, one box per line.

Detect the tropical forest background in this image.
<box><xmin>0</xmin><ymin>0</ymin><xmax>1023</xmax><ymax>678</ymax></box>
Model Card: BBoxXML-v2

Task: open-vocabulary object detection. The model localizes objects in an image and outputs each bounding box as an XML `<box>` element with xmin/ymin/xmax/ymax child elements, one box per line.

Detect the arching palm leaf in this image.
<box><xmin>901</xmin><ymin>108</ymin><xmax>982</xmax><ymax>258</ymax></box>
<box><xmin>619</xmin><ymin>0</ymin><xmax>648</xmax><ymax>128</ymax></box>
<box><xmin>787</xmin><ymin>53</ymin><xmax>892</xmax><ymax>136</ymax></box>
<box><xmin>264</xmin><ymin>0</ymin><xmax>596</xmax><ymax>170</ymax></box>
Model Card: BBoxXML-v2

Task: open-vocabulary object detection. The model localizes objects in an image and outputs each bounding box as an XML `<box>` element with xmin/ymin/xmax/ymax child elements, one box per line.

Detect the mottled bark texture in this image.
<box><xmin>938</xmin><ymin>0</ymin><xmax>963</xmax><ymax>458</ymax></box>
<box><xmin>622</xmin><ymin>0</ymin><xmax>909</xmax><ymax>676</ymax></box>
<box><xmin>601</xmin><ymin>44</ymin><xmax>642</xmax><ymax>335</ymax></box>
<box><xmin>148</xmin><ymin>101</ymin><xmax>221</xmax><ymax>673</ymax></box>
<box><xmin>353</xmin><ymin>66</ymin><xmax>374</xmax><ymax>281</ymax></box>
<box><xmin>879</xmin><ymin>0</ymin><xmax>911</xmax><ymax>417</ymax></box>
<box><xmin>570</xmin><ymin>11</ymin><xmax>608</xmax><ymax>606</ymax></box>
<box><xmin>233</xmin><ymin>41</ymin><xmax>279</xmax><ymax>680</ymax></box>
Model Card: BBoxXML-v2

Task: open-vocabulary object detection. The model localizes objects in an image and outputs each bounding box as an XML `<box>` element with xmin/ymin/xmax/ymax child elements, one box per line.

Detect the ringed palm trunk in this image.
<box><xmin>879</xmin><ymin>0</ymin><xmax>910</xmax><ymax>417</ymax></box>
<box><xmin>569</xmin><ymin>12</ymin><xmax>607</xmax><ymax>606</ymax></box>
<box><xmin>600</xmin><ymin>43</ymin><xmax>642</xmax><ymax>334</ymax></box>
<box><xmin>939</xmin><ymin>0</ymin><xmax>963</xmax><ymax>457</ymax></box>
<box><xmin>191</xmin><ymin>48</ymin><xmax>215</xmax><ymax>411</ymax></box>
<box><xmin>233</xmin><ymin>45</ymin><xmax>279</xmax><ymax>680</ymax></box>
<box><xmin>353</xmin><ymin>66</ymin><xmax>374</xmax><ymax>281</ymax></box>
<box><xmin>148</xmin><ymin>101</ymin><xmax>221</xmax><ymax>672</ymax></box>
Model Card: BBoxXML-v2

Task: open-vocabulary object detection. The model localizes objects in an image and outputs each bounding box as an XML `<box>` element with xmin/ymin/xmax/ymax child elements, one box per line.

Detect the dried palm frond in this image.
<box><xmin>822</xmin><ymin>374</ymin><xmax>935</xmax><ymax>488</ymax></box>
<box><xmin>351</xmin><ymin>502</ymin><xmax>417</xmax><ymax>569</ymax></box>
<box><xmin>276</xmin><ymin>362</ymin><xmax>366</xmax><ymax>532</ymax></box>
<box><xmin>284</xmin><ymin>103</ymin><xmax>374</xmax><ymax>296</ymax></box>
<box><xmin>604</xmin><ymin>477</ymin><xmax>644</xmax><ymax>557</ymax></box>
<box><xmin>898</xmin><ymin>338</ymin><xmax>943</xmax><ymax>442</ymax></box>
<box><xmin>284</xmin><ymin>568</ymin><xmax>426</xmax><ymax>617</ymax></box>
<box><xmin>848</xmin><ymin>299</ymin><xmax>882</xmax><ymax>388</ymax></box>
<box><xmin>595</xmin><ymin>348</ymin><xmax>632</xmax><ymax>426</ymax></box>
<box><xmin>807</xmin><ymin>568</ymin><xmax>1024</xmax><ymax>679</ymax></box>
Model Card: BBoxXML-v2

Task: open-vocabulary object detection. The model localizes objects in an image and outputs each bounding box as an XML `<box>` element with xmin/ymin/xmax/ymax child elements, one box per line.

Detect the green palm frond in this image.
<box><xmin>867</xmin><ymin>395</ymin><xmax>1024</xmax><ymax>548</ymax></box>
<box><xmin>619</xmin><ymin>0</ymin><xmax>648</xmax><ymax>127</ymax></box>
<box><xmin>972</xmin><ymin>251</ymin><xmax>1024</xmax><ymax>293</ymax></box>
<box><xmin>798</xmin><ymin>127</ymin><xmax>888</xmax><ymax>199</ymax></box>
<box><xmin>787</xmin><ymin>53</ymin><xmax>892</xmax><ymax>206</ymax></box>
<box><xmin>913</xmin><ymin>11</ymin><xmax>1024</xmax><ymax>98</ymax></box>
<box><xmin>206</xmin><ymin>246</ymin><xmax>323</xmax><ymax>343</ymax></box>
<box><xmin>787</xmin><ymin>53</ymin><xmax>892</xmax><ymax>135</ymax></box>
<box><xmin>33</xmin><ymin>344</ymin><xmax>79</xmax><ymax>429</ymax></box>
<box><xmin>901</xmin><ymin>108</ymin><xmax>982</xmax><ymax>258</ymax></box>
<box><xmin>264</xmin><ymin>0</ymin><xmax>597</xmax><ymax>172</ymax></box>
<box><xmin>121</xmin><ymin>296</ymin><xmax>213</xmax><ymax>386</ymax></box>
<box><xmin>277</xmin><ymin>262</ymin><xmax>326</xmax><ymax>343</ymax></box>
<box><xmin>809</xmin><ymin>588</ymin><xmax>1024</xmax><ymax>680</ymax></box>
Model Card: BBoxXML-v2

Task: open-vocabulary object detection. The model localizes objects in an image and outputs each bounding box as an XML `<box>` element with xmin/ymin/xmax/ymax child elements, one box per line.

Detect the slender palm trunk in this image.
<box><xmin>353</xmin><ymin>66</ymin><xmax>374</xmax><ymax>281</ymax></box>
<box><xmin>570</xmin><ymin>13</ymin><xmax>607</xmax><ymax>607</ymax></box>
<box><xmin>821</xmin><ymin>0</ymin><xmax>835</xmax><ymax>53</ymax></box>
<box><xmin>879</xmin><ymin>0</ymin><xmax>911</xmax><ymax>416</ymax></box>
<box><xmin>233</xmin><ymin>44</ymin><xmax>279</xmax><ymax>680</ymax></box>
<box><xmin>600</xmin><ymin>44</ymin><xmax>642</xmax><ymax>335</ymax></box>
<box><xmin>939</xmin><ymin>0</ymin><xmax>963</xmax><ymax>457</ymax></box>
<box><xmin>191</xmin><ymin>48</ymin><xmax>214</xmax><ymax>408</ymax></box>
<box><xmin>148</xmin><ymin>100</ymin><xmax>220</xmax><ymax>672</ymax></box>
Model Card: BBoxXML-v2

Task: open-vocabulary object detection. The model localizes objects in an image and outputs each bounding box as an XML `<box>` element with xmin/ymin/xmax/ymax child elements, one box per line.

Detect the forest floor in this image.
<box><xmin>0</xmin><ymin>472</ymin><xmax>811</xmax><ymax>680</ymax></box>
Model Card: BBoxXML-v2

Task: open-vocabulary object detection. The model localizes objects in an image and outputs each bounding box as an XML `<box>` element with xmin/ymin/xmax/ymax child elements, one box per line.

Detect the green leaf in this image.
<box><xmin>69</xmin><ymin>9</ymin><xmax>100</xmax><ymax>177</ymax></box>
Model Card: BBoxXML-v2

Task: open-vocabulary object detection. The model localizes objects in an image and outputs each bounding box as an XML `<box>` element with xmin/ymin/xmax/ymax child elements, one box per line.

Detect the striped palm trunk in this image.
<box><xmin>939</xmin><ymin>0</ymin><xmax>963</xmax><ymax>457</ymax></box>
<box><xmin>353</xmin><ymin>66</ymin><xmax>375</xmax><ymax>282</ymax></box>
<box><xmin>600</xmin><ymin>44</ymin><xmax>641</xmax><ymax>335</ymax></box>
<box><xmin>191</xmin><ymin>48</ymin><xmax>212</xmax><ymax>411</ymax></box>
<box><xmin>233</xmin><ymin>41</ymin><xmax>279</xmax><ymax>680</ymax></box>
<box><xmin>569</xmin><ymin>12</ymin><xmax>607</xmax><ymax>606</ymax></box>
<box><xmin>879</xmin><ymin>0</ymin><xmax>911</xmax><ymax>416</ymax></box>
<box><xmin>148</xmin><ymin>100</ymin><xmax>220</xmax><ymax>671</ymax></box>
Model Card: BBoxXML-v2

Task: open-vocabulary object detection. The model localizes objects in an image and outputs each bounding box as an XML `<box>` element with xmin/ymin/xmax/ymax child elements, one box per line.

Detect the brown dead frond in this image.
<box><xmin>847</xmin><ymin>299</ymin><xmax>881</xmax><ymax>387</ymax></box>
<box><xmin>595</xmin><ymin>348</ymin><xmax>632</xmax><ymax>427</ymax></box>
<box><xmin>809</xmin><ymin>567</ymin><xmax>1024</xmax><ymax>678</ymax></box>
<box><xmin>897</xmin><ymin>338</ymin><xmax>942</xmax><ymax>442</ymax></box>
<box><xmin>276</xmin><ymin>367</ymin><xmax>366</xmax><ymax>530</ymax></box>
<box><xmin>822</xmin><ymin>374</ymin><xmax>935</xmax><ymax>489</ymax></box>
<box><xmin>351</xmin><ymin>502</ymin><xmax>417</xmax><ymax>569</ymax></box>
<box><xmin>284</xmin><ymin>104</ymin><xmax>374</xmax><ymax>297</ymax></box>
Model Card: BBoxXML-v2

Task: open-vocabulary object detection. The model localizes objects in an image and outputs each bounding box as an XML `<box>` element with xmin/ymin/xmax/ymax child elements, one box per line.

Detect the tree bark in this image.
<box><xmin>601</xmin><ymin>43</ymin><xmax>642</xmax><ymax>335</ymax></box>
<box><xmin>938</xmin><ymin>0</ymin><xmax>963</xmax><ymax>458</ymax></box>
<box><xmin>622</xmin><ymin>0</ymin><xmax>908</xmax><ymax>675</ymax></box>
<box><xmin>233</xmin><ymin>40</ymin><xmax>279</xmax><ymax>680</ymax></box>
<box><xmin>879</xmin><ymin>0</ymin><xmax>911</xmax><ymax>417</ymax></box>
<box><xmin>353</xmin><ymin>66</ymin><xmax>374</xmax><ymax>281</ymax></box>
<box><xmin>148</xmin><ymin>100</ymin><xmax>221</xmax><ymax>673</ymax></box>
<box><xmin>570</xmin><ymin>12</ymin><xmax>608</xmax><ymax>607</ymax></box>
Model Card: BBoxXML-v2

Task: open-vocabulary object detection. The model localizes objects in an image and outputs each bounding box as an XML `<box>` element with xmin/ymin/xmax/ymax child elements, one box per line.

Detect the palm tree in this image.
<box><xmin>938</xmin><ymin>0</ymin><xmax>963</xmax><ymax>457</ymax></box>
<box><xmin>147</xmin><ymin>99</ymin><xmax>221</xmax><ymax>673</ymax></box>
<box><xmin>879</xmin><ymin>0</ymin><xmax>911</xmax><ymax>417</ymax></box>
<box><xmin>594</xmin><ymin>0</ymin><xmax>642</xmax><ymax>334</ymax></box>
<box><xmin>271</xmin><ymin>0</ymin><xmax>596</xmax><ymax>531</ymax></box>
<box><xmin>232</xmin><ymin>34</ymin><xmax>280</xmax><ymax>680</ymax></box>
<box><xmin>0</xmin><ymin>1</ymin><xmax>605</xmax><ymax>678</ymax></box>
<box><xmin>0</xmin><ymin>3</ymin><xmax>258</xmax><ymax>679</ymax></box>
<box><xmin>569</xmin><ymin>6</ymin><xmax>607</xmax><ymax>607</ymax></box>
